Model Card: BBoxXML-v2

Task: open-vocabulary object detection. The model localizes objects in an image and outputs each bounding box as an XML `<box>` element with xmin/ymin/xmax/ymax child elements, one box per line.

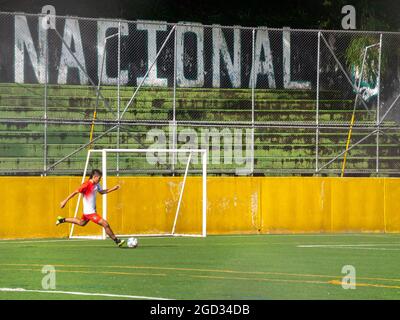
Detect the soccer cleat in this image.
<box><xmin>56</xmin><ymin>216</ymin><xmax>65</xmax><ymax>226</ymax></box>
<box><xmin>116</xmin><ymin>239</ymin><xmax>126</xmax><ymax>248</ymax></box>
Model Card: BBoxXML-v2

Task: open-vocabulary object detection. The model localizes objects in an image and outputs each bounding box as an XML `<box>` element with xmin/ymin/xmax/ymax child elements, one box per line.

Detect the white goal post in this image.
<box><xmin>69</xmin><ymin>148</ymin><xmax>207</xmax><ymax>239</ymax></box>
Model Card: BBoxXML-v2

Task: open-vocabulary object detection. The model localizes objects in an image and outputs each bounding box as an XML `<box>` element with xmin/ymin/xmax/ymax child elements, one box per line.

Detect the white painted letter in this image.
<box><xmin>97</xmin><ymin>21</ymin><xmax>129</xmax><ymax>85</ymax></box>
<box><xmin>283</xmin><ymin>28</ymin><xmax>311</xmax><ymax>89</ymax></box>
<box><xmin>137</xmin><ymin>21</ymin><xmax>168</xmax><ymax>87</ymax></box>
<box><xmin>212</xmin><ymin>25</ymin><xmax>241</xmax><ymax>88</ymax></box>
<box><xmin>15</xmin><ymin>15</ymin><xmax>47</xmax><ymax>83</ymax></box>
<box><xmin>250</xmin><ymin>29</ymin><xmax>275</xmax><ymax>88</ymax></box>
<box><xmin>57</xmin><ymin>19</ymin><xmax>88</xmax><ymax>84</ymax></box>
<box><xmin>176</xmin><ymin>23</ymin><xmax>204</xmax><ymax>87</ymax></box>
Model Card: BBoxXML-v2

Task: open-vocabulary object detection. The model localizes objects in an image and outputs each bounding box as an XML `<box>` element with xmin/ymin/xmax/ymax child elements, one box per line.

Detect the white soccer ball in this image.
<box><xmin>127</xmin><ymin>237</ymin><xmax>138</xmax><ymax>248</ymax></box>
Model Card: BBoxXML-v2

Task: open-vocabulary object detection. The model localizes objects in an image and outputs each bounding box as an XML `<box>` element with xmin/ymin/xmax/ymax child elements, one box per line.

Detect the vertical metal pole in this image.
<box><xmin>172</xmin><ymin>25</ymin><xmax>177</xmax><ymax>175</ymax></box>
<box><xmin>202</xmin><ymin>150</ymin><xmax>207</xmax><ymax>237</ymax></box>
<box><xmin>69</xmin><ymin>149</ymin><xmax>92</xmax><ymax>239</ymax></box>
<box><xmin>376</xmin><ymin>34</ymin><xmax>383</xmax><ymax>176</ymax></box>
<box><xmin>315</xmin><ymin>31</ymin><xmax>321</xmax><ymax>174</ymax></box>
<box><xmin>171</xmin><ymin>152</ymin><xmax>192</xmax><ymax>235</ymax></box>
<box><xmin>102</xmin><ymin>150</ymin><xmax>107</xmax><ymax>240</ymax></box>
<box><xmin>43</xmin><ymin>30</ymin><xmax>48</xmax><ymax>176</ymax></box>
<box><xmin>251</xmin><ymin>28</ymin><xmax>256</xmax><ymax>175</ymax></box>
<box><xmin>341</xmin><ymin>46</ymin><xmax>369</xmax><ymax>178</ymax></box>
<box><xmin>117</xmin><ymin>22</ymin><xmax>121</xmax><ymax>176</ymax></box>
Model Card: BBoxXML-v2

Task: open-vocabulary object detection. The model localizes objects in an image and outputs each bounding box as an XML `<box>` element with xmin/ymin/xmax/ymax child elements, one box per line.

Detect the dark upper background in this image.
<box><xmin>0</xmin><ymin>0</ymin><xmax>399</xmax><ymax>30</ymax></box>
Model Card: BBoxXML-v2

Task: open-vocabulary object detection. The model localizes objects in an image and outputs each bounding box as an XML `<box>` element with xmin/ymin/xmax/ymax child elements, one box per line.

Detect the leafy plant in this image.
<box><xmin>345</xmin><ymin>35</ymin><xmax>386</xmax><ymax>85</ymax></box>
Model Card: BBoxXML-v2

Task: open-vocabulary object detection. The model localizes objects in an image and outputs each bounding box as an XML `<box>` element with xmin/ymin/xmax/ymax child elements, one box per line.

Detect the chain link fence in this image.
<box><xmin>1</xmin><ymin>11</ymin><xmax>400</xmax><ymax>176</ymax></box>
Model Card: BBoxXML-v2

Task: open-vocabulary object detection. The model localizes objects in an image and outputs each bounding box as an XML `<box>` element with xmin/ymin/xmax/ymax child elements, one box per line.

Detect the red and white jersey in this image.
<box><xmin>77</xmin><ymin>180</ymin><xmax>103</xmax><ymax>214</ymax></box>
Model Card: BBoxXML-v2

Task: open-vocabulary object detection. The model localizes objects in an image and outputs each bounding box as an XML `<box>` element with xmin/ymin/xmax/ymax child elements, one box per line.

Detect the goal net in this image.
<box><xmin>68</xmin><ymin>149</ymin><xmax>207</xmax><ymax>239</ymax></box>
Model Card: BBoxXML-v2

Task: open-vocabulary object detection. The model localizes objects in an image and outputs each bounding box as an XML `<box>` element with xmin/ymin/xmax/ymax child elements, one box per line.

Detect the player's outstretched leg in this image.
<box><xmin>56</xmin><ymin>216</ymin><xmax>88</xmax><ymax>227</ymax></box>
<box><xmin>98</xmin><ymin>218</ymin><xmax>125</xmax><ymax>247</ymax></box>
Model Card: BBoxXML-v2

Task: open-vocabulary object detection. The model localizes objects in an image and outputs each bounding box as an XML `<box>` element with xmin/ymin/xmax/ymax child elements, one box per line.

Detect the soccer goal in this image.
<box><xmin>69</xmin><ymin>148</ymin><xmax>207</xmax><ymax>240</ymax></box>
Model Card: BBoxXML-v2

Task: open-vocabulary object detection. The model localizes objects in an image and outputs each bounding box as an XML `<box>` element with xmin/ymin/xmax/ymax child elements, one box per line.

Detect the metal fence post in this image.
<box><xmin>43</xmin><ymin>28</ymin><xmax>48</xmax><ymax>176</ymax></box>
<box><xmin>251</xmin><ymin>28</ymin><xmax>256</xmax><ymax>175</ymax></box>
<box><xmin>172</xmin><ymin>24</ymin><xmax>177</xmax><ymax>175</ymax></box>
<box><xmin>376</xmin><ymin>33</ymin><xmax>383</xmax><ymax>176</ymax></box>
<box><xmin>315</xmin><ymin>31</ymin><xmax>321</xmax><ymax>174</ymax></box>
<box><xmin>117</xmin><ymin>21</ymin><xmax>121</xmax><ymax>176</ymax></box>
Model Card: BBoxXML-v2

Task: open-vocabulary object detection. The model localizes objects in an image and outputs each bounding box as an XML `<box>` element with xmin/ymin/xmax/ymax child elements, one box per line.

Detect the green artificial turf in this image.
<box><xmin>0</xmin><ymin>234</ymin><xmax>399</xmax><ymax>300</ymax></box>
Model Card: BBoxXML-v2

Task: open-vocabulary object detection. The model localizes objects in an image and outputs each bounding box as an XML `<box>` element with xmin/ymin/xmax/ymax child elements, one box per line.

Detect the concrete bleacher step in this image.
<box><xmin>0</xmin><ymin>94</ymin><xmax>356</xmax><ymax>110</ymax></box>
<box><xmin>0</xmin><ymin>83</ymin><xmax>375</xmax><ymax>123</ymax></box>
<box><xmin>0</xmin><ymin>83</ymin><xmax>343</xmax><ymax>100</ymax></box>
<box><xmin>0</xmin><ymin>127</ymin><xmax>396</xmax><ymax>145</ymax></box>
<box><xmin>2</xmin><ymin>144</ymin><xmax>397</xmax><ymax>168</ymax></box>
<box><xmin>0</xmin><ymin>83</ymin><xmax>397</xmax><ymax>175</ymax></box>
<box><xmin>0</xmin><ymin>156</ymin><xmax>397</xmax><ymax>172</ymax></box>
<box><xmin>0</xmin><ymin>112</ymin><xmax>376</xmax><ymax>123</ymax></box>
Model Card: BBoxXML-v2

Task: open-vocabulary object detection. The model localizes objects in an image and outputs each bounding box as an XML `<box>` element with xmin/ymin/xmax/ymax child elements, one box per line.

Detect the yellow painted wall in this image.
<box><xmin>1</xmin><ymin>176</ymin><xmax>400</xmax><ymax>239</ymax></box>
<box><xmin>261</xmin><ymin>178</ymin><xmax>332</xmax><ymax>233</ymax></box>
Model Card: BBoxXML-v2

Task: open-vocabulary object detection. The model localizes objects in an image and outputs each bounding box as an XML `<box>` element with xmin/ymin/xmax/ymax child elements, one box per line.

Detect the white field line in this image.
<box><xmin>215</xmin><ymin>234</ymin><xmax>400</xmax><ymax>238</ymax></box>
<box><xmin>298</xmin><ymin>243</ymin><xmax>400</xmax><ymax>251</ymax></box>
<box><xmin>0</xmin><ymin>239</ymin><xmax>90</xmax><ymax>244</ymax></box>
<box><xmin>0</xmin><ymin>287</ymin><xmax>170</xmax><ymax>300</ymax></box>
<box><xmin>298</xmin><ymin>243</ymin><xmax>400</xmax><ymax>247</ymax></box>
<box><xmin>0</xmin><ymin>234</ymin><xmax>399</xmax><ymax>245</ymax></box>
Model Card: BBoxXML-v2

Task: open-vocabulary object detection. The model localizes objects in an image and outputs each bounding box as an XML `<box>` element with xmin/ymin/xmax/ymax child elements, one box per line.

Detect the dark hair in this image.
<box><xmin>89</xmin><ymin>169</ymin><xmax>102</xmax><ymax>179</ymax></box>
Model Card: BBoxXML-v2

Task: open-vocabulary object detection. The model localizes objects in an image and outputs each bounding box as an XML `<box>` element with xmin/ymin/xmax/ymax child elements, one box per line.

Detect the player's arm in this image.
<box><xmin>99</xmin><ymin>185</ymin><xmax>120</xmax><ymax>195</ymax></box>
<box><xmin>60</xmin><ymin>190</ymin><xmax>79</xmax><ymax>208</ymax></box>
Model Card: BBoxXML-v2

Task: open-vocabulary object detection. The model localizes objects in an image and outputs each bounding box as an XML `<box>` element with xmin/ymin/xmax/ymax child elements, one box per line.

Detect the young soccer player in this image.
<box><xmin>56</xmin><ymin>169</ymin><xmax>125</xmax><ymax>247</ymax></box>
